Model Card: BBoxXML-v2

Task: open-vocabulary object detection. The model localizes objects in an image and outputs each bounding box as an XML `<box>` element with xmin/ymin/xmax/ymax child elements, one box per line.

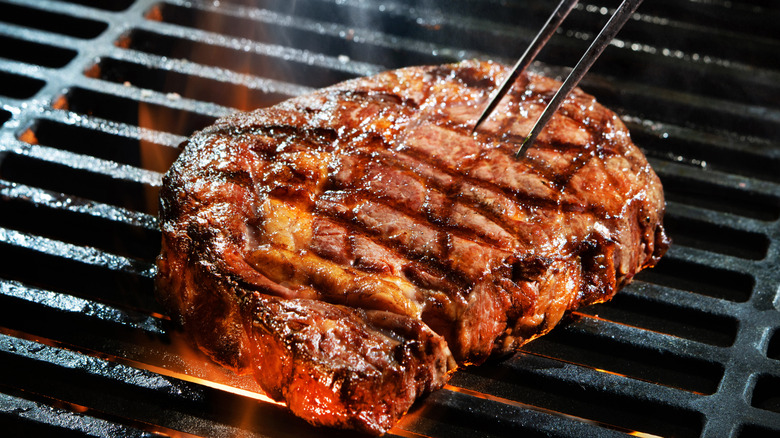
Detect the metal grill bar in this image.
<box><xmin>1</xmin><ymin>0</ymin><xmax>779</xmax><ymax>437</ymax></box>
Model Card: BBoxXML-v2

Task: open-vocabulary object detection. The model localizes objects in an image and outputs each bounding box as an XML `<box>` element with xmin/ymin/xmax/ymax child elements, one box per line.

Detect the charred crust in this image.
<box><xmin>509</xmin><ymin>255</ymin><xmax>552</xmax><ymax>283</ymax></box>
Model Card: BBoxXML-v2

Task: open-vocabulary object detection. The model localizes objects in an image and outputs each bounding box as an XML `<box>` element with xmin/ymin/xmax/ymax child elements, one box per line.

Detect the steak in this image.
<box><xmin>155</xmin><ymin>60</ymin><xmax>669</xmax><ymax>434</ymax></box>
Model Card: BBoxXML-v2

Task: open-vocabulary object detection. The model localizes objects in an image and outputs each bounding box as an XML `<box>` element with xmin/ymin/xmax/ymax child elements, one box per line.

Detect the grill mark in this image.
<box><xmin>397</xmin><ymin>127</ymin><xmax>622</xmax><ymax>222</ymax></box>
<box><xmin>389</xmin><ymin>123</ymin><xmax>564</xmax><ymax>205</ymax></box>
<box><xmin>241</xmin><ymin>121</ymin><xmax>612</xmax><ymax>274</ymax></box>
<box><xmin>468</xmin><ymin>141</ymin><xmax>570</xmax><ymax>194</ymax></box>
<box><xmin>396</xmin><ymin>145</ymin><xmax>565</xmax><ymax>207</ymax></box>
<box><xmin>193</xmin><ymin>167</ymin><xmax>256</xmax><ymax>192</ymax></box>
<box><xmin>549</xmin><ymin>147</ymin><xmax>609</xmax><ymax>192</ymax></box>
<box><xmin>524</xmin><ymin>145</ymin><xmax>598</xmax><ymax>191</ymax></box>
<box><xmin>334</xmin><ymin>89</ymin><xmax>420</xmax><ymax>109</ymax></box>
<box><xmin>428</xmin><ymin>64</ymin><xmax>498</xmax><ymax>90</ymax></box>
<box><xmin>504</xmin><ymin>95</ymin><xmax>630</xmax><ymax>198</ymax></box>
<box><xmin>333</xmin><ymin>78</ymin><xmax>612</xmax><ymax>220</ymax></box>
<box><xmin>593</xmin><ymin>149</ymin><xmax>630</xmax><ymax>209</ymax></box>
<box><xmin>352</xmin><ymin>146</ymin><xmax>566</xmax><ymax>242</ymax></box>
<box><xmin>331</xmin><ymin>151</ymin><xmax>517</xmax><ymax>250</ymax></box>
<box><xmin>343</xmin><ymin>69</ymin><xmax>626</xmax><ymax>223</ymax></box>
<box><xmin>306</xmin><ymin>199</ymin><xmax>472</xmax><ymax>292</ymax></box>
<box><xmin>339</xmin><ymin>131</ymin><xmax>542</xmax><ymax>245</ymax></box>
<box><xmin>251</xmin><ymin>190</ymin><xmax>468</xmax><ymax>309</ymax></box>
<box><xmin>254</xmin><ymin>165</ymin><xmax>469</xmax><ymax>292</ymax></box>
<box><xmin>226</xmin><ymin>71</ymin><xmax>626</xmax><ymax>296</ymax></box>
<box><xmin>337</xmin><ymin>183</ymin><xmax>516</xmax><ymax>254</ymax></box>
<box><xmin>208</xmin><ymin>125</ymin><xmax>339</xmax><ymax>157</ymax></box>
<box><xmin>246</xmin><ymin>240</ymin><xmax>423</xmax><ymax>318</ymax></box>
<box><xmin>239</xmin><ymin>130</ymin><xmax>497</xmax><ymax>291</ymax></box>
<box><xmin>209</xmin><ymin>123</ymin><xmax>298</xmax><ymax>140</ymax></box>
<box><xmin>312</xmin><ymin>191</ymin><xmax>494</xmax><ymax>287</ymax></box>
<box><xmin>483</xmin><ymin>91</ymin><xmax>604</xmax><ymax>194</ymax></box>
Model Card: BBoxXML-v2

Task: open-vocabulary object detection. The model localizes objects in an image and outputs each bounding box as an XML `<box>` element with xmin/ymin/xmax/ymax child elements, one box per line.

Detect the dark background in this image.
<box><xmin>0</xmin><ymin>1</ymin><xmax>778</xmax><ymax>437</ymax></box>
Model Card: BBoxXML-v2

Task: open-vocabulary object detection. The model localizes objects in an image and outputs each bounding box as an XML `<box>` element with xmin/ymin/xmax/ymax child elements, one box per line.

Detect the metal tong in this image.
<box><xmin>473</xmin><ymin>0</ymin><xmax>644</xmax><ymax>158</ymax></box>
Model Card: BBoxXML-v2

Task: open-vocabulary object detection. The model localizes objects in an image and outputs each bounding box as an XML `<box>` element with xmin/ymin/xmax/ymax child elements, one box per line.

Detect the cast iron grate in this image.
<box><xmin>1</xmin><ymin>0</ymin><xmax>779</xmax><ymax>437</ymax></box>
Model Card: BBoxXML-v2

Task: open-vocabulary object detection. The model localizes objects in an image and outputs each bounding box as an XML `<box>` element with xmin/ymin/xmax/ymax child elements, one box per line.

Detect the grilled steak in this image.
<box><xmin>156</xmin><ymin>60</ymin><xmax>669</xmax><ymax>434</ymax></box>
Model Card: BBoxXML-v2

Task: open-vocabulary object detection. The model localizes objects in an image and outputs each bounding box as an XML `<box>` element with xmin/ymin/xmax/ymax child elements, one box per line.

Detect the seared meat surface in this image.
<box><xmin>156</xmin><ymin>60</ymin><xmax>669</xmax><ymax>434</ymax></box>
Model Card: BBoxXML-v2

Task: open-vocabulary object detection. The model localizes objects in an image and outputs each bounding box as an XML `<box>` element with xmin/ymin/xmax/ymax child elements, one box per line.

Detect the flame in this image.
<box><xmin>0</xmin><ymin>326</ymin><xmax>282</xmax><ymax>436</ymax></box>
<box><xmin>139</xmin><ymin>2</ymin><xmax>279</xmax><ymax>115</ymax></box>
<box><xmin>391</xmin><ymin>403</ymin><xmax>438</xmax><ymax>438</ymax></box>
<box><xmin>138</xmin><ymin>107</ymin><xmax>175</xmax><ymax>214</ymax></box>
<box><xmin>155</xmin><ymin>329</ymin><xmax>283</xmax><ymax>406</ymax></box>
<box><xmin>137</xmin><ymin>3</ymin><xmax>283</xmax><ymax>211</ymax></box>
<box><xmin>146</xmin><ymin>330</ymin><xmax>289</xmax><ymax>437</ymax></box>
<box><xmin>18</xmin><ymin>127</ymin><xmax>38</xmax><ymax>145</ymax></box>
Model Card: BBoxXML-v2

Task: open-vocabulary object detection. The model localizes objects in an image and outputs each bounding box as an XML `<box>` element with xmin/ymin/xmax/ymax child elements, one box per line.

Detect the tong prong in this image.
<box><xmin>515</xmin><ymin>0</ymin><xmax>644</xmax><ymax>158</ymax></box>
<box><xmin>472</xmin><ymin>0</ymin><xmax>579</xmax><ymax>133</ymax></box>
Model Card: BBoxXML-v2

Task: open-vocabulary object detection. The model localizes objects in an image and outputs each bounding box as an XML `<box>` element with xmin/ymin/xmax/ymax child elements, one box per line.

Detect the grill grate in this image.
<box><xmin>1</xmin><ymin>0</ymin><xmax>779</xmax><ymax>437</ymax></box>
